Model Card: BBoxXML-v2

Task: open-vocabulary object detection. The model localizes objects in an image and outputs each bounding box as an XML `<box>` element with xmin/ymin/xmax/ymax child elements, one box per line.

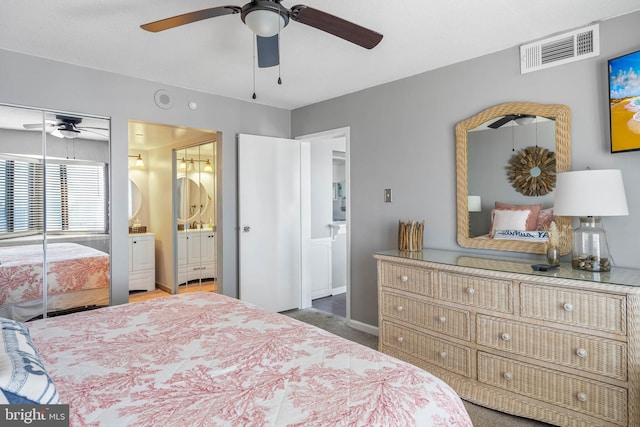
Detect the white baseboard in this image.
<box><xmin>332</xmin><ymin>286</ymin><xmax>346</xmax><ymax>295</ymax></box>
<box><xmin>347</xmin><ymin>318</ymin><xmax>379</xmax><ymax>337</ymax></box>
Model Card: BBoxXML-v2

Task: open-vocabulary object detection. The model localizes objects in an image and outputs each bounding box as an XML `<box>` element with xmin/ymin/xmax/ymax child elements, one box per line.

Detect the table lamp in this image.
<box><xmin>468</xmin><ymin>195</ymin><xmax>481</xmax><ymax>237</ymax></box>
<box><xmin>554</xmin><ymin>169</ymin><xmax>629</xmax><ymax>272</ymax></box>
<box><xmin>468</xmin><ymin>195</ymin><xmax>482</xmax><ymax>213</ymax></box>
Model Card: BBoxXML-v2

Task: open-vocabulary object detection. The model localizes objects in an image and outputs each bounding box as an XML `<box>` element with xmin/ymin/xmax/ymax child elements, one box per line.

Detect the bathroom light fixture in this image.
<box><xmin>179</xmin><ymin>157</ymin><xmax>187</xmax><ymax>171</ymax></box>
<box><xmin>128</xmin><ymin>154</ymin><xmax>145</xmax><ymax>168</ymax></box>
<box><xmin>554</xmin><ymin>169</ymin><xmax>629</xmax><ymax>271</ymax></box>
<box><xmin>204</xmin><ymin>160</ymin><xmax>213</xmax><ymax>172</ymax></box>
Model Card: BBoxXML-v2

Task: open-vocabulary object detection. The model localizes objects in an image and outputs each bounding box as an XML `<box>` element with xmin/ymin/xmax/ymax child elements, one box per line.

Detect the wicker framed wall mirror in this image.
<box><xmin>455</xmin><ymin>102</ymin><xmax>572</xmax><ymax>255</ymax></box>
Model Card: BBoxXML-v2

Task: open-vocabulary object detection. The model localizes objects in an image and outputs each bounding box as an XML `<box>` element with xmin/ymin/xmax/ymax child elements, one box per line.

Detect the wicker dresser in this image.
<box><xmin>374</xmin><ymin>249</ymin><xmax>640</xmax><ymax>427</ymax></box>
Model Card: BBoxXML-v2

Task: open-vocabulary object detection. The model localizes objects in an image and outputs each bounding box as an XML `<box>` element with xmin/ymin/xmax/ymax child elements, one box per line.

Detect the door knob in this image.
<box><xmin>243</xmin><ymin>226</ymin><xmax>251</xmax><ymax>232</ymax></box>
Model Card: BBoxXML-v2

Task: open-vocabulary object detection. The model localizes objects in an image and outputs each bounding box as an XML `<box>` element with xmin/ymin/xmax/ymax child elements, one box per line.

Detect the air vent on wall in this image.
<box><xmin>520</xmin><ymin>23</ymin><xmax>599</xmax><ymax>74</ymax></box>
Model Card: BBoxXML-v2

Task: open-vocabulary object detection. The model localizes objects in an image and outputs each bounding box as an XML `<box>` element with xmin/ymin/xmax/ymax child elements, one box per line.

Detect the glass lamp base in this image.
<box><xmin>571</xmin><ymin>217</ymin><xmax>611</xmax><ymax>272</ymax></box>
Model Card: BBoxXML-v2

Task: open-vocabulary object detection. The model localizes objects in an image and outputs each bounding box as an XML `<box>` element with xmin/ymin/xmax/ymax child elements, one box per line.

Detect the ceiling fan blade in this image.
<box><xmin>23</xmin><ymin>120</ymin><xmax>56</xmax><ymax>130</ymax></box>
<box><xmin>488</xmin><ymin>115</ymin><xmax>517</xmax><ymax>129</ymax></box>
<box><xmin>257</xmin><ymin>35</ymin><xmax>279</xmax><ymax>68</ymax></box>
<box><xmin>77</xmin><ymin>126</ymin><xmax>109</xmax><ymax>131</ymax></box>
<box><xmin>78</xmin><ymin>128</ymin><xmax>109</xmax><ymax>137</ymax></box>
<box><xmin>23</xmin><ymin>123</ymin><xmax>45</xmax><ymax>130</ymax></box>
<box><xmin>141</xmin><ymin>6</ymin><xmax>241</xmax><ymax>32</ymax></box>
<box><xmin>290</xmin><ymin>5</ymin><xmax>383</xmax><ymax>49</ymax></box>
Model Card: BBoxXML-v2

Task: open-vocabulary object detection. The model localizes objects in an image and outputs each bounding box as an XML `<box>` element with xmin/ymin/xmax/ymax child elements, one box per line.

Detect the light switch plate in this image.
<box><xmin>384</xmin><ymin>188</ymin><xmax>392</xmax><ymax>203</ymax></box>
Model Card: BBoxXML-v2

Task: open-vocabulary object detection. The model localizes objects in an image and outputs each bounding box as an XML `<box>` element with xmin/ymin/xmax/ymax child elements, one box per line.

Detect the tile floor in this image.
<box><xmin>311</xmin><ymin>292</ymin><xmax>346</xmax><ymax>318</ymax></box>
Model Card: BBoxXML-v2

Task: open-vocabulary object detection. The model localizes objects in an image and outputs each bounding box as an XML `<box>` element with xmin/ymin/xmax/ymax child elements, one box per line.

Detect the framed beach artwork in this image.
<box><xmin>609</xmin><ymin>48</ymin><xmax>640</xmax><ymax>153</ymax></box>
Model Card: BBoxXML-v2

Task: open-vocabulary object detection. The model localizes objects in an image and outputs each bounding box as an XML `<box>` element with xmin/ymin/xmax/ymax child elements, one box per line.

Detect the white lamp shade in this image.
<box><xmin>245</xmin><ymin>10</ymin><xmax>285</xmax><ymax>37</ymax></box>
<box><xmin>468</xmin><ymin>195</ymin><xmax>482</xmax><ymax>212</ymax></box>
<box><xmin>554</xmin><ymin>169</ymin><xmax>629</xmax><ymax>217</ymax></box>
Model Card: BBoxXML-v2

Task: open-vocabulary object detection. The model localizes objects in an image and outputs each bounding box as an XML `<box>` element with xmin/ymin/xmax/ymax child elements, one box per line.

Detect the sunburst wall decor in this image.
<box><xmin>506</xmin><ymin>146</ymin><xmax>556</xmax><ymax>196</ymax></box>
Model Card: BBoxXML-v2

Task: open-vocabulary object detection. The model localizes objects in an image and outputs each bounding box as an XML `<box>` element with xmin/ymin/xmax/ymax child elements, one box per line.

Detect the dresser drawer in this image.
<box><xmin>478</xmin><ymin>352</ymin><xmax>627</xmax><ymax>426</ymax></box>
<box><xmin>439</xmin><ymin>272</ymin><xmax>513</xmax><ymax>313</ymax></box>
<box><xmin>381</xmin><ymin>320</ymin><xmax>471</xmax><ymax>377</ymax></box>
<box><xmin>520</xmin><ymin>284</ymin><xmax>627</xmax><ymax>335</ymax></box>
<box><xmin>477</xmin><ymin>315</ymin><xmax>627</xmax><ymax>381</ymax></box>
<box><xmin>378</xmin><ymin>261</ymin><xmax>435</xmax><ymax>297</ymax></box>
<box><xmin>381</xmin><ymin>291</ymin><xmax>470</xmax><ymax>340</ymax></box>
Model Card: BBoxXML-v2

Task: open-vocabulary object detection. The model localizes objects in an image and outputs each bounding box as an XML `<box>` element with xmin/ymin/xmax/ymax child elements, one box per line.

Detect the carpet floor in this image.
<box><xmin>282</xmin><ymin>307</ymin><xmax>553</xmax><ymax>427</ymax></box>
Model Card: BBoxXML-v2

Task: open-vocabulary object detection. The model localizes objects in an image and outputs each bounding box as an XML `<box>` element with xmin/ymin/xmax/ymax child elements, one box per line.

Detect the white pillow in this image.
<box><xmin>490</xmin><ymin>209</ymin><xmax>531</xmax><ymax>238</ymax></box>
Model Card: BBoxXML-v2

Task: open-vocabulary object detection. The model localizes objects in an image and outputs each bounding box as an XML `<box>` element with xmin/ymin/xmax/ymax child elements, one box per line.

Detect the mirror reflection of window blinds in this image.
<box><xmin>0</xmin><ymin>156</ymin><xmax>107</xmax><ymax>234</ymax></box>
<box><xmin>0</xmin><ymin>159</ymin><xmax>37</xmax><ymax>233</ymax></box>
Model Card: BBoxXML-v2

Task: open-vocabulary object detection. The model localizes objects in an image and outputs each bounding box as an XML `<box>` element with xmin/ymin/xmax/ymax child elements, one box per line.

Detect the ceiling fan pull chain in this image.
<box><xmin>277</xmin><ymin>32</ymin><xmax>282</xmax><ymax>85</ymax></box>
<box><xmin>252</xmin><ymin>36</ymin><xmax>257</xmax><ymax>100</ymax></box>
<box><xmin>277</xmin><ymin>3</ymin><xmax>282</xmax><ymax>85</ymax></box>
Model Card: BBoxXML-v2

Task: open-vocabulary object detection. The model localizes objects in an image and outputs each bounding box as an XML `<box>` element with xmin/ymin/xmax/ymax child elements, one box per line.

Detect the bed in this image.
<box><xmin>17</xmin><ymin>292</ymin><xmax>472</xmax><ymax>426</ymax></box>
<box><xmin>0</xmin><ymin>242</ymin><xmax>110</xmax><ymax>322</ymax></box>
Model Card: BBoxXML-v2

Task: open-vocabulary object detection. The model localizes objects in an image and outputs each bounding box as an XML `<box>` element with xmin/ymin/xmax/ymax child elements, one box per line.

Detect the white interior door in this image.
<box><xmin>238</xmin><ymin>134</ymin><xmax>302</xmax><ymax>312</ymax></box>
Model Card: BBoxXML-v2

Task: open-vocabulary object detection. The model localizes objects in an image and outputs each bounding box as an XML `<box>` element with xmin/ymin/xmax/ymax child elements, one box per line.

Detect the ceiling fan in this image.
<box><xmin>23</xmin><ymin>115</ymin><xmax>108</xmax><ymax>139</ymax></box>
<box><xmin>140</xmin><ymin>1</ymin><xmax>383</xmax><ymax>68</ymax></box>
<box><xmin>488</xmin><ymin>114</ymin><xmax>537</xmax><ymax>129</ymax></box>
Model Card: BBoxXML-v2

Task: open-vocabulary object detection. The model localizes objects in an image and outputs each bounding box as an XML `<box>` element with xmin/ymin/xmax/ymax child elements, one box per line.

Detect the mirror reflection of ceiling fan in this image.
<box><xmin>488</xmin><ymin>114</ymin><xmax>537</xmax><ymax>129</ymax></box>
<box><xmin>140</xmin><ymin>1</ymin><xmax>383</xmax><ymax>69</ymax></box>
<box><xmin>23</xmin><ymin>115</ymin><xmax>108</xmax><ymax>139</ymax></box>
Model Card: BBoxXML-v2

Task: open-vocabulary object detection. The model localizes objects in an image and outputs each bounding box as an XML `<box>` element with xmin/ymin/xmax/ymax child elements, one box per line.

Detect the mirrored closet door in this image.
<box><xmin>175</xmin><ymin>142</ymin><xmax>216</xmax><ymax>293</ymax></box>
<box><xmin>0</xmin><ymin>104</ymin><xmax>111</xmax><ymax>321</ymax></box>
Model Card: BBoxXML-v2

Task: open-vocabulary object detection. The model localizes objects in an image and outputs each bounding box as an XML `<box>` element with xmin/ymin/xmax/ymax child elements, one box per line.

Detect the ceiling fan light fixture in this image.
<box><xmin>59</xmin><ymin>128</ymin><xmax>80</xmax><ymax>139</ymax></box>
<box><xmin>515</xmin><ymin>116</ymin><xmax>535</xmax><ymax>126</ymax></box>
<box><xmin>244</xmin><ymin>9</ymin><xmax>285</xmax><ymax>37</ymax></box>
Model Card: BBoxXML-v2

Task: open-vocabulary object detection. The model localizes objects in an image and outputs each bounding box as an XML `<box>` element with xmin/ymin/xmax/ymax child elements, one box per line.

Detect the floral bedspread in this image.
<box><xmin>28</xmin><ymin>292</ymin><xmax>472</xmax><ymax>426</ymax></box>
<box><xmin>0</xmin><ymin>243</ymin><xmax>109</xmax><ymax>306</ymax></box>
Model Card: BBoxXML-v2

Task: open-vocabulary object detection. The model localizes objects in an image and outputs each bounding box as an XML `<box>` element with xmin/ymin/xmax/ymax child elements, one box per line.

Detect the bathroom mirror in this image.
<box><xmin>455</xmin><ymin>102</ymin><xmax>572</xmax><ymax>254</ymax></box>
<box><xmin>176</xmin><ymin>177</ymin><xmax>209</xmax><ymax>223</ymax></box>
<box><xmin>128</xmin><ymin>179</ymin><xmax>141</xmax><ymax>220</ymax></box>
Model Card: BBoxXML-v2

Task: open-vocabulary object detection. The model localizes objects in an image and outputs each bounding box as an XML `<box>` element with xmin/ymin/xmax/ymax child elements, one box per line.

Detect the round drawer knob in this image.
<box><xmin>438</xmin><ymin>316</ymin><xmax>447</xmax><ymax>323</ymax></box>
<box><xmin>400</xmin><ymin>275</ymin><xmax>409</xmax><ymax>282</ymax></box>
<box><xmin>397</xmin><ymin>336</ymin><xmax>404</xmax><ymax>343</ymax></box>
<box><xmin>396</xmin><ymin>305</ymin><xmax>404</xmax><ymax>312</ymax></box>
<box><xmin>577</xmin><ymin>392</ymin><xmax>588</xmax><ymax>402</ymax></box>
<box><xmin>466</xmin><ymin>287</ymin><xmax>475</xmax><ymax>295</ymax></box>
<box><xmin>563</xmin><ymin>302</ymin><xmax>574</xmax><ymax>312</ymax></box>
<box><xmin>501</xmin><ymin>333</ymin><xmax>511</xmax><ymax>341</ymax></box>
<box><xmin>576</xmin><ymin>348</ymin><xmax>588</xmax><ymax>358</ymax></box>
<box><xmin>439</xmin><ymin>351</ymin><xmax>447</xmax><ymax>359</ymax></box>
<box><xmin>503</xmin><ymin>372</ymin><xmax>513</xmax><ymax>381</ymax></box>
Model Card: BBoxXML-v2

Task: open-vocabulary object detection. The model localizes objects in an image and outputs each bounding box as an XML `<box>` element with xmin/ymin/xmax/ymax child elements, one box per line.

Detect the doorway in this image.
<box><xmin>127</xmin><ymin>120</ymin><xmax>221</xmax><ymax>301</ymax></box>
<box><xmin>297</xmin><ymin>128</ymin><xmax>350</xmax><ymax>319</ymax></box>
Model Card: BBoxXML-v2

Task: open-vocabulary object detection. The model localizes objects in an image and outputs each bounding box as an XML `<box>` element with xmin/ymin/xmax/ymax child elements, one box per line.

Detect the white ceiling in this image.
<box><xmin>1</xmin><ymin>1</ymin><xmax>640</xmax><ymax>110</ymax></box>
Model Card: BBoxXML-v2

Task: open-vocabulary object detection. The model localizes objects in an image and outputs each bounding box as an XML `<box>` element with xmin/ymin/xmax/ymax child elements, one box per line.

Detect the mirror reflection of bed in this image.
<box><xmin>0</xmin><ymin>104</ymin><xmax>111</xmax><ymax>321</ymax></box>
<box><xmin>467</xmin><ymin>117</ymin><xmax>556</xmax><ymax>237</ymax></box>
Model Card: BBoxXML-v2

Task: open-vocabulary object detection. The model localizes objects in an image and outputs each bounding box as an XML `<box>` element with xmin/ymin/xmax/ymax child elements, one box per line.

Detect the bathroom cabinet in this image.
<box><xmin>177</xmin><ymin>229</ymin><xmax>216</xmax><ymax>284</ymax></box>
<box><xmin>129</xmin><ymin>233</ymin><xmax>155</xmax><ymax>291</ymax></box>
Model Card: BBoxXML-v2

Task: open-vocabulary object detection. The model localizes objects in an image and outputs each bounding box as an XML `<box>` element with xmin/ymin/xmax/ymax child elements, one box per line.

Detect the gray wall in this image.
<box><xmin>0</xmin><ymin>48</ymin><xmax>291</xmax><ymax>305</ymax></box>
<box><xmin>2</xmin><ymin>11</ymin><xmax>639</xmax><ymax>329</ymax></box>
<box><xmin>292</xmin><ymin>11</ymin><xmax>640</xmax><ymax>327</ymax></box>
